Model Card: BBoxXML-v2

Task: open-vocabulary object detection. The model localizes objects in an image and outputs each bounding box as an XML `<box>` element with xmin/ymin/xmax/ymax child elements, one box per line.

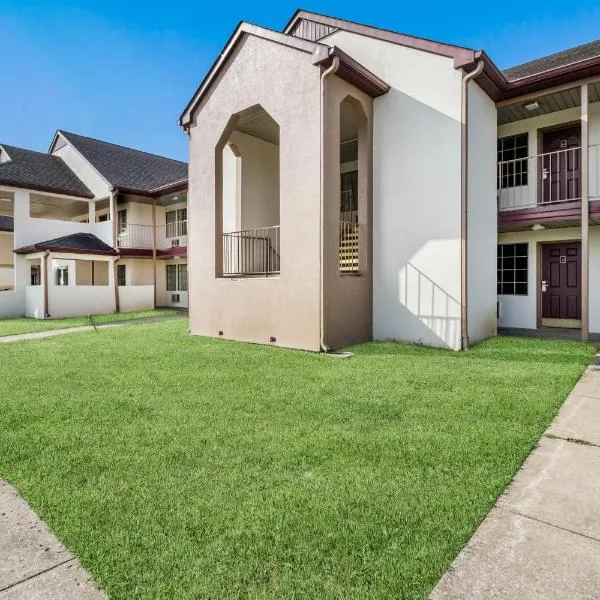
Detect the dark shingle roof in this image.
<box><xmin>0</xmin><ymin>145</ymin><xmax>93</xmax><ymax>198</ymax></box>
<box><xmin>0</xmin><ymin>216</ymin><xmax>14</xmax><ymax>232</ymax></box>
<box><xmin>14</xmin><ymin>232</ymin><xmax>117</xmax><ymax>255</ymax></box>
<box><xmin>504</xmin><ymin>39</ymin><xmax>600</xmax><ymax>81</ymax></box>
<box><xmin>58</xmin><ymin>131</ymin><xmax>188</xmax><ymax>194</ymax></box>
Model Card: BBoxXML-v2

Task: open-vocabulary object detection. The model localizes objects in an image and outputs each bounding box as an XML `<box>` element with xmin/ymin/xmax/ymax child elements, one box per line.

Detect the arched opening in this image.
<box><xmin>339</xmin><ymin>98</ymin><xmax>361</xmax><ymax>273</ymax></box>
<box><xmin>217</xmin><ymin>105</ymin><xmax>280</xmax><ymax>276</ymax></box>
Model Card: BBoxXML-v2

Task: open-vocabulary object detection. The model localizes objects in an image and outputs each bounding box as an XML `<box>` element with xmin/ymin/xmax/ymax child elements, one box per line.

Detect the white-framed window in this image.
<box><xmin>497</xmin><ymin>243</ymin><xmax>528</xmax><ymax>295</ymax></box>
<box><xmin>166</xmin><ymin>208</ymin><xmax>187</xmax><ymax>238</ymax></box>
<box><xmin>118</xmin><ymin>209</ymin><xmax>127</xmax><ymax>235</ymax></box>
<box><xmin>166</xmin><ymin>264</ymin><xmax>187</xmax><ymax>292</ymax></box>
<box><xmin>30</xmin><ymin>265</ymin><xmax>40</xmax><ymax>286</ymax></box>
<box><xmin>55</xmin><ymin>266</ymin><xmax>69</xmax><ymax>286</ymax></box>
<box><xmin>117</xmin><ymin>264</ymin><xmax>126</xmax><ymax>287</ymax></box>
<box><xmin>497</xmin><ymin>133</ymin><xmax>528</xmax><ymax>189</ymax></box>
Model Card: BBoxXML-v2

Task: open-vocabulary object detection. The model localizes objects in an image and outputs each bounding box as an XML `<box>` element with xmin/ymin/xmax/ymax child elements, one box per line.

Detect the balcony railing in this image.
<box><xmin>117</xmin><ymin>222</ymin><xmax>188</xmax><ymax>250</ymax></box>
<box><xmin>222</xmin><ymin>226</ymin><xmax>280</xmax><ymax>276</ymax></box>
<box><xmin>498</xmin><ymin>144</ymin><xmax>600</xmax><ymax>211</ymax></box>
<box><xmin>339</xmin><ymin>220</ymin><xmax>359</xmax><ymax>273</ymax></box>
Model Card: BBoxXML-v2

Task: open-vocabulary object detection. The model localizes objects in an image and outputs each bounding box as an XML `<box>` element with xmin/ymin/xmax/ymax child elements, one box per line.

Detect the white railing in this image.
<box><xmin>222</xmin><ymin>226</ymin><xmax>280</xmax><ymax>276</ymax></box>
<box><xmin>166</xmin><ymin>220</ymin><xmax>187</xmax><ymax>238</ymax></box>
<box><xmin>498</xmin><ymin>144</ymin><xmax>600</xmax><ymax>211</ymax></box>
<box><xmin>117</xmin><ymin>224</ymin><xmax>154</xmax><ymax>249</ymax></box>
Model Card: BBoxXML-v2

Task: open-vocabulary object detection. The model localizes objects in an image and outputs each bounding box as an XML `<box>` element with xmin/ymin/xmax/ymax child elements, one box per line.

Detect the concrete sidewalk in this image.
<box><xmin>431</xmin><ymin>357</ymin><xmax>600</xmax><ymax>599</ymax></box>
<box><xmin>0</xmin><ymin>313</ymin><xmax>186</xmax><ymax>344</ymax></box>
<box><xmin>0</xmin><ymin>480</ymin><xmax>106</xmax><ymax>599</ymax></box>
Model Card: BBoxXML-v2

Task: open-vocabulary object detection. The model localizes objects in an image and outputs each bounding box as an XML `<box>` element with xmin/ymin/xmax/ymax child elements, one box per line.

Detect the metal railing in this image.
<box><xmin>222</xmin><ymin>226</ymin><xmax>280</xmax><ymax>276</ymax></box>
<box><xmin>117</xmin><ymin>224</ymin><xmax>154</xmax><ymax>249</ymax></box>
<box><xmin>166</xmin><ymin>220</ymin><xmax>187</xmax><ymax>238</ymax></box>
<box><xmin>339</xmin><ymin>219</ymin><xmax>359</xmax><ymax>273</ymax></box>
<box><xmin>497</xmin><ymin>145</ymin><xmax>600</xmax><ymax>210</ymax></box>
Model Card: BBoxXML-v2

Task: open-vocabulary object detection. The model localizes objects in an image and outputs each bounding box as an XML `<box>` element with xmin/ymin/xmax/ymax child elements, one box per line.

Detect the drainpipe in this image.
<box><xmin>319</xmin><ymin>55</ymin><xmax>339</xmax><ymax>353</ymax></box>
<box><xmin>110</xmin><ymin>188</ymin><xmax>121</xmax><ymax>313</ymax></box>
<box><xmin>460</xmin><ymin>59</ymin><xmax>484</xmax><ymax>350</ymax></box>
<box><xmin>42</xmin><ymin>250</ymin><xmax>49</xmax><ymax>318</ymax></box>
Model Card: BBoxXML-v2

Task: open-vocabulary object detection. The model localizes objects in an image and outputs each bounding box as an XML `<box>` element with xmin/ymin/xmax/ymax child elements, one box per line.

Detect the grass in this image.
<box><xmin>0</xmin><ymin>320</ymin><xmax>594</xmax><ymax>599</ymax></box>
<box><xmin>0</xmin><ymin>309</ymin><xmax>175</xmax><ymax>337</ymax></box>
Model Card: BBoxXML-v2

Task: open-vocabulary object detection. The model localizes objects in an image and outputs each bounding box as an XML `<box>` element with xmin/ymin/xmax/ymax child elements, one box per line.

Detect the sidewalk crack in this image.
<box><xmin>544</xmin><ymin>432</ymin><xmax>600</xmax><ymax>449</ymax></box>
<box><xmin>0</xmin><ymin>557</ymin><xmax>76</xmax><ymax>594</ymax></box>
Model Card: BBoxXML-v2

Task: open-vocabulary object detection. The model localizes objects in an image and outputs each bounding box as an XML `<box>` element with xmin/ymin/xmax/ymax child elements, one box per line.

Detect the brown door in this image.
<box><xmin>542</xmin><ymin>243</ymin><xmax>581</xmax><ymax>320</ymax></box>
<box><xmin>541</xmin><ymin>126</ymin><xmax>581</xmax><ymax>204</ymax></box>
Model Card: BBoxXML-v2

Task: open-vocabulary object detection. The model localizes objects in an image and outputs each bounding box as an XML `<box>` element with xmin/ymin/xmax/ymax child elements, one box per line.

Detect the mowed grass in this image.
<box><xmin>0</xmin><ymin>308</ymin><xmax>175</xmax><ymax>337</ymax></box>
<box><xmin>0</xmin><ymin>320</ymin><xmax>594</xmax><ymax>599</ymax></box>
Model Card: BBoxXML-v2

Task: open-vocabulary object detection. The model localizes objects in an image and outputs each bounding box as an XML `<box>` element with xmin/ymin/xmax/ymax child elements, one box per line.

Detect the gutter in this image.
<box><xmin>319</xmin><ymin>56</ymin><xmax>339</xmax><ymax>352</ymax></box>
<box><xmin>460</xmin><ymin>59</ymin><xmax>484</xmax><ymax>351</ymax></box>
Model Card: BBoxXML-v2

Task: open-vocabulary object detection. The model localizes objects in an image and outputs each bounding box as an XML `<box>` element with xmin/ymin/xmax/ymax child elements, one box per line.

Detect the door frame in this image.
<box><xmin>536</xmin><ymin>238</ymin><xmax>582</xmax><ymax>329</ymax></box>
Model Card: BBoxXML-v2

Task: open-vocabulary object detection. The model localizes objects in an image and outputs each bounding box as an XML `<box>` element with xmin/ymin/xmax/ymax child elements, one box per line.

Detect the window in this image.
<box><xmin>117</xmin><ymin>264</ymin><xmax>126</xmax><ymax>287</ymax></box>
<box><xmin>118</xmin><ymin>209</ymin><xmax>127</xmax><ymax>235</ymax></box>
<box><xmin>166</xmin><ymin>208</ymin><xmax>187</xmax><ymax>237</ymax></box>
<box><xmin>30</xmin><ymin>265</ymin><xmax>40</xmax><ymax>286</ymax></box>
<box><xmin>166</xmin><ymin>264</ymin><xmax>187</xmax><ymax>291</ymax></box>
<box><xmin>55</xmin><ymin>266</ymin><xmax>69</xmax><ymax>286</ymax></box>
<box><xmin>177</xmin><ymin>264</ymin><xmax>188</xmax><ymax>292</ymax></box>
<box><xmin>497</xmin><ymin>243</ymin><xmax>528</xmax><ymax>295</ymax></box>
<box><xmin>96</xmin><ymin>213</ymin><xmax>109</xmax><ymax>223</ymax></box>
<box><xmin>497</xmin><ymin>133</ymin><xmax>528</xmax><ymax>189</ymax></box>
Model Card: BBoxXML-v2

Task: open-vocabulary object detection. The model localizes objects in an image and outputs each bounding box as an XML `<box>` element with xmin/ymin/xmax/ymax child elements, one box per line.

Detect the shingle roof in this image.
<box><xmin>58</xmin><ymin>131</ymin><xmax>188</xmax><ymax>194</ymax></box>
<box><xmin>504</xmin><ymin>39</ymin><xmax>600</xmax><ymax>81</ymax></box>
<box><xmin>14</xmin><ymin>232</ymin><xmax>117</xmax><ymax>255</ymax></box>
<box><xmin>0</xmin><ymin>145</ymin><xmax>93</xmax><ymax>198</ymax></box>
<box><xmin>0</xmin><ymin>216</ymin><xmax>14</xmax><ymax>232</ymax></box>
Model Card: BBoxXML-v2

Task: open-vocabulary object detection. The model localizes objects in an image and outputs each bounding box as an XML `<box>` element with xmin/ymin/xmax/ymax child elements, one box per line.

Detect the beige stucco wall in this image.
<box><xmin>322</xmin><ymin>75</ymin><xmax>373</xmax><ymax>349</ymax></box>
<box><xmin>187</xmin><ymin>34</ymin><xmax>322</xmax><ymax>350</ymax></box>
<box><xmin>321</xmin><ymin>29</ymin><xmax>466</xmax><ymax>349</ymax></box>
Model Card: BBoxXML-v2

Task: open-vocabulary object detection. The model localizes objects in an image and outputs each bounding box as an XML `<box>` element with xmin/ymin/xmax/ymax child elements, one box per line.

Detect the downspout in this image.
<box><xmin>319</xmin><ymin>55</ymin><xmax>339</xmax><ymax>352</ymax></box>
<box><xmin>460</xmin><ymin>59</ymin><xmax>484</xmax><ymax>350</ymax></box>
<box><xmin>110</xmin><ymin>188</ymin><xmax>121</xmax><ymax>313</ymax></box>
<box><xmin>43</xmin><ymin>250</ymin><xmax>49</xmax><ymax>318</ymax></box>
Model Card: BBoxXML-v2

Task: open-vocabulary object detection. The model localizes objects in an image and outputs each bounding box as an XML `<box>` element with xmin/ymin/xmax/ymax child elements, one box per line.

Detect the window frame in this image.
<box><xmin>117</xmin><ymin>264</ymin><xmax>126</xmax><ymax>287</ymax></box>
<box><xmin>166</xmin><ymin>263</ymin><xmax>187</xmax><ymax>292</ymax></box>
<box><xmin>55</xmin><ymin>266</ymin><xmax>69</xmax><ymax>287</ymax></box>
<box><xmin>497</xmin><ymin>133</ymin><xmax>529</xmax><ymax>189</ymax></box>
<box><xmin>30</xmin><ymin>265</ymin><xmax>41</xmax><ymax>286</ymax></box>
<box><xmin>497</xmin><ymin>243</ymin><xmax>528</xmax><ymax>296</ymax></box>
<box><xmin>117</xmin><ymin>209</ymin><xmax>127</xmax><ymax>235</ymax></box>
<box><xmin>165</xmin><ymin>208</ymin><xmax>187</xmax><ymax>238</ymax></box>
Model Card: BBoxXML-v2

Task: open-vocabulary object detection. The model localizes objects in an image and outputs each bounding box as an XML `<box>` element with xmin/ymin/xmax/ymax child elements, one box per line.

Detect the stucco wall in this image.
<box><xmin>187</xmin><ymin>34</ymin><xmax>322</xmax><ymax>350</ymax></box>
<box><xmin>467</xmin><ymin>82</ymin><xmax>498</xmax><ymax>343</ymax></box>
<box><xmin>0</xmin><ymin>231</ymin><xmax>14</xmax><ymax>288</ymax></box>
<box><xmin>322</xmin><ymin>75</ymin><xmax>373</xmax><ymax>349</ymax></box>
<box><xmin>322</xmin><ymin>30</ymin><xmax>464</xmax><ymax>349</ymax></box>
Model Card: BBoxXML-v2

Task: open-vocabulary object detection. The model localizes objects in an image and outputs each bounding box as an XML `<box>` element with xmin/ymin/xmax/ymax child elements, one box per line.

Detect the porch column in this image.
<box><xmin>581</xmin><ymin>83</ymin><xmax>590</xmax><ymax>342</ymax></box>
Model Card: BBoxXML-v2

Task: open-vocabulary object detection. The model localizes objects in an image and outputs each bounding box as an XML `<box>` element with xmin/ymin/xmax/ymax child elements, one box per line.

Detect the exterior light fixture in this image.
<box><xmin>531</xmin><ymin>223</ymin><xmax>545</xmax><ymax>231</ymax></box>
<box><xmin>524</xmin><ymin>101</ymin><xmax>539</xmax><ymax>111</ymax></box>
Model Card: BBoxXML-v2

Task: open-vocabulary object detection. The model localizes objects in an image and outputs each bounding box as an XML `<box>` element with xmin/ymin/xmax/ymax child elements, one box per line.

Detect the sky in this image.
<box><xmin>2</xmin><ymin>0</ymin><xmax>600</xmax><ymax>162</ymax></box>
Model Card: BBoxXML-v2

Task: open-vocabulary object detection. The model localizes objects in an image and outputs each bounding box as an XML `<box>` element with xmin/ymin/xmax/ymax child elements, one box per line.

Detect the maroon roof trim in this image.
<box><xmin>14</xmin><ymin>245</ymin><xmax>117</xmax><ymax>256</ymax></box>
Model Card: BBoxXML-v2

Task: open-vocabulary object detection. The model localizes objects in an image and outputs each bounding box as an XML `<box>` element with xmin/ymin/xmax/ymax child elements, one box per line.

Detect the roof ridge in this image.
<box><xmin>58</xmin><ymin>130</ymin><xmax>187</xmax><ymax>165</ymax></box>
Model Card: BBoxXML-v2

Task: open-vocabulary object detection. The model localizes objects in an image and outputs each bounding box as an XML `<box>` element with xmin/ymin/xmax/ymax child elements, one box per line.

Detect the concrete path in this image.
<box><xmin>0</xmin><ymin>313</ymin><xmax>186</xmax><ymax>344</ymax></box>
<box><xmin>0</xmin><ymin>480</ymin><xmax>107</xmax><ymax>599</ymax></box>
<box><xmin>431</xmin><ymin>356</ymin><xmax>600</xmax><ymax>599</ymax></box>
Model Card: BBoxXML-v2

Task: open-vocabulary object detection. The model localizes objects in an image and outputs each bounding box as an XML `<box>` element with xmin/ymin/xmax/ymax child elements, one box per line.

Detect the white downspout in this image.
<box><xmin>319</xmin><ymin>56</ymin><xmax>339</xmax><ymax>352</ymax></box>
<box><xmin>460</xmin><ymin>59</ymin><xmax>484</xmax><ymax>350</ymax></box>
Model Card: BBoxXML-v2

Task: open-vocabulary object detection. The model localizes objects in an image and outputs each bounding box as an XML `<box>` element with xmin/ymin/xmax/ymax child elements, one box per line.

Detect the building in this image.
<box><xmin>0</xmin><ymin>131</ymin><xmax>188</xmax><ymax>319</ymax></box>
<box><xmin>180</xmin><ymin>9</ymin><xmax>600</xmax><ymax>350</ymax></box>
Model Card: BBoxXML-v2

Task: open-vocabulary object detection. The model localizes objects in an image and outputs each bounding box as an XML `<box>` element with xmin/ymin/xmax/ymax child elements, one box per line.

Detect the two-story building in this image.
<box><xmin>0</xmin><ymin>131</ymin><xmax>188</xmax><ymax>319</ymax></box>
<box><xmin>180</xmin><ymin>9</ymin><xmax>600</xmax><ymax>350</ymax></box>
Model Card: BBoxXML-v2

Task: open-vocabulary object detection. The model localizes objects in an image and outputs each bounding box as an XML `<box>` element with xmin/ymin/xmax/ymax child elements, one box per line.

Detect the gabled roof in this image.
<box><xmin>0</xmin><ymin>144</ymin><xmax>93</xmax><ymax>198</ymax></box>
<box><xmin>53</xmin><ymin>131</ymin><xmax>188</xmax><ymax>196</ymax></box>
<box><xmin>178</xmin><ymin>22</ymin><xmax>389</xmax><ymax>128</ymax></box>
<box><xmin>0</xmin><ymin>216</ymin><xmax>14</xmax><ymax>232</ymax></box>
<box><xmin>504</xmin><ymin>39</ymin><xmax>600</xmax><ymax>81</ymax></box>
<box><xmin>14</xmin><ymin>232</ymin><xmax>117</xmax><ymax>256</ymax></box>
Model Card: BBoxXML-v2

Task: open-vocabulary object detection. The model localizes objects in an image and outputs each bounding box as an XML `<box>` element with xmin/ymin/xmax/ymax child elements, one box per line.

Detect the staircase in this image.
<box><xmin>339</xmin><ymin>221</ymin><xmax>359</xmax><ymax>273</ymax></box>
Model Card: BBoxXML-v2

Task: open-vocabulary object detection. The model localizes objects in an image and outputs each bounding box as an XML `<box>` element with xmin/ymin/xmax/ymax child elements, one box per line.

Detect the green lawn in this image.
<box><xmin>0</xmin><ymin>309</ymin><xmax>175</xmax><ymax>337</ymax></box>
<box><xmin>0</xmin><ymin>321</ymin><xmax>594</xmax><ymax>599</ymax></box>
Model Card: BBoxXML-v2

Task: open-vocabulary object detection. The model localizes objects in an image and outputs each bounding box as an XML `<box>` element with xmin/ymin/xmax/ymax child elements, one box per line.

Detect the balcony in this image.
<box><xmin>117</xmin><ymin>222</ymin><xmax>188</xmax><ymax>252</ymax></box>
<box><xmin>498</xmin><ymin>144</ymin><xmax>600</xmax><ymax>231</ymax></box>
<box><xmin>222</xmin><ymin>226</ymin><xmax>280</xmax><ymax>276</ymax></box>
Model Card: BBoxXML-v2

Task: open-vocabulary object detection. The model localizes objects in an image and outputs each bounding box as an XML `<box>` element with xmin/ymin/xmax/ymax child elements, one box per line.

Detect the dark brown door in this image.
<box><xmin>542</xmin><ymin>243</ymin><xmax>581</xmax><ymax>320</ymax></box>
<box><xmin>541</xmin><ymin>126</ymin><xmax>581</xmax><ymax>203</ymax></box>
